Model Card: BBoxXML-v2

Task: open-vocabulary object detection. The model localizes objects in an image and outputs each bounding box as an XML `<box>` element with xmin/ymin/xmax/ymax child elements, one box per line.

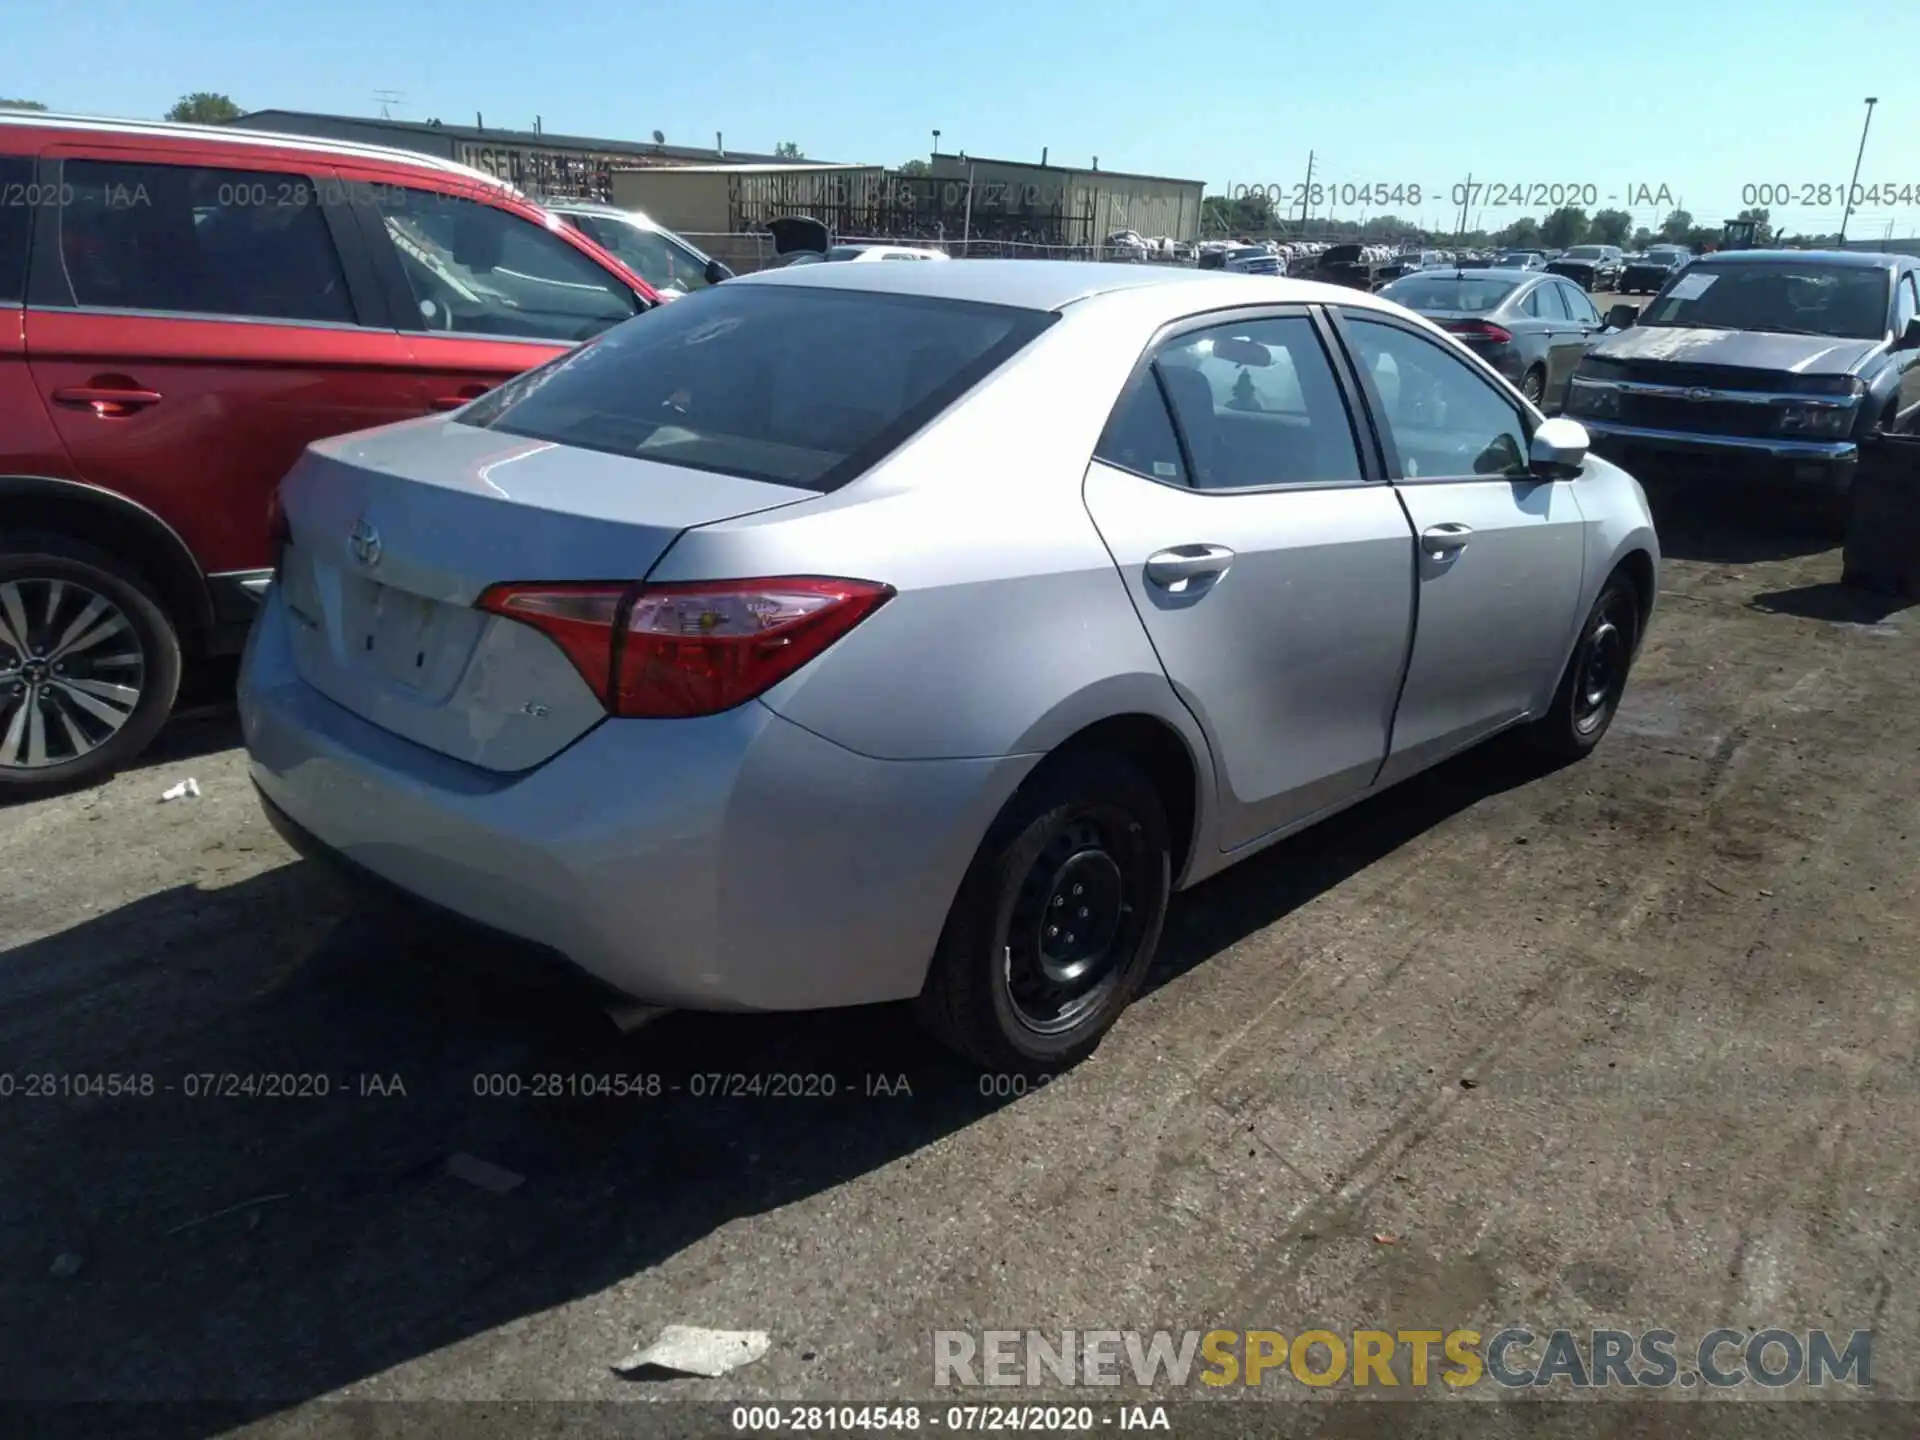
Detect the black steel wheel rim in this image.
<box><xmin>1574</xmin><ymin>593</ymin><xmax>1631</xmax><ymax>734</ymax></box>
<box><xmin>0</xmin><ymin>577</ymin><xmax>147</xmax><ymax>770</ymax></box>
<box><xmin>1003</xmin><ymin>809</ymin><xmax>1150</xmax><ymax>1036</ymax></box>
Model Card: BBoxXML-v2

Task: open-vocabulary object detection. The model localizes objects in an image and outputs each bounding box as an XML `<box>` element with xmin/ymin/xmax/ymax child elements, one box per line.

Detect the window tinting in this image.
<box><xmin>0</xmin><ymin>157</ymin><xmax>31</xmax><ymax>304</ymax></box>
<box><xmin>371</xmin><ymin>187</ymin><xmax>639</xmax><ymax>341</ymax></box>
<box><xmin>1096</xmin><ymin>369</ymin><xmax>1188</xmax><ymax>485</ymax></box>
<box><xmin>1152</xmin><ymin>316</ymin><xmax>1364</xmax><ymax>489</ymax></box>
<box><xmin>1344</xmin><ymin>317</ymin><xmax>1528</xmax><ymax>481</ymax></box>
<box><xmin>56</xmin><ymin>161</ymin><xmax>352</xmax><ymax>323</ymax></box>
<box><xmin>462</xmin><ymin>283</ymin><xmax>1053</xmax><ymax>491</ymax></box>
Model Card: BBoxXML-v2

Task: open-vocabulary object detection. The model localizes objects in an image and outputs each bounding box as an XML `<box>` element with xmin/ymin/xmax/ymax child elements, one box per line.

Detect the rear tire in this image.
<box><xmin>914</xmin><ymin>751</ymin><xmax>1171</xmax><ymax>1072</ymax></box>
<box><xmin>1523</xmin><ymin>571</ymin><xmax>1639</xmax><ymax>764</ymax></box>
<box><xmin>1521</xmin><ymin>366</ymin><xmax>1547</xmax><ymax>405</ymax></box>
<box><xmin>0</xmin><ymin>535</ymin><xmax>183</xmax><ymax>798</ymax></box>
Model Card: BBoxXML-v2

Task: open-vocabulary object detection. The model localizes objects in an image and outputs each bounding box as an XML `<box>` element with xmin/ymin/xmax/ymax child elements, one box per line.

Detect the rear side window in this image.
<box><xmin>54</xmin><ymin>161</ymin><xmax>353</xmax><ymax>324</ymax></box>
<box><xmin>462</xmin><ymin>283</ymin><xmax>1054</xmax><ymax>491</ymax></box>
<box><xmin>0</xmin><ymin>156</ymin><xmax>31</xmax><ymax>304</ymax></box>
<box><xmin>1096</xmin><ymin>369</ymin><xmax>1189</xmax><ymax>485</ymax></box>
<box><xmin>368</xmin><ymin>186</ymin><xmax>639</xmax><ymax>341</ymax></box>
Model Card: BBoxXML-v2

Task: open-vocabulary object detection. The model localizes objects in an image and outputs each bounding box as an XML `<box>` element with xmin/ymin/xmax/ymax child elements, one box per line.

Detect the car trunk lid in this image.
<box><xmin>274</xmin><ymin>416</ymin><xmax>814</xmax><ymax>771</ymax></box>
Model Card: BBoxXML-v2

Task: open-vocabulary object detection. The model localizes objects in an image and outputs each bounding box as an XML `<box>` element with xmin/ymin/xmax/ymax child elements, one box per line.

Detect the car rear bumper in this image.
<box><xmin>1584</xmin><ymin>422</ymin><xmax>1858</xmax><ymax>490</ymax></box>
<box><xmin>238</xmin><ymin>590</ymin><xmax>1033</xmax><ymax>1012</ymax></box>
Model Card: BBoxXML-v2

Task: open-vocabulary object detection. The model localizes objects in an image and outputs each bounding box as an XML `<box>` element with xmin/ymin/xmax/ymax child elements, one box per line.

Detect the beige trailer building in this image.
<box><xmin>610</xmin><ymin>163</ymin><xmax>886</xmax><ymax>241</ymax></box>
<box><xmin>925</xmin><ymin>154</ymin><xmax>1205</xmax><ymax>244</ymax></box>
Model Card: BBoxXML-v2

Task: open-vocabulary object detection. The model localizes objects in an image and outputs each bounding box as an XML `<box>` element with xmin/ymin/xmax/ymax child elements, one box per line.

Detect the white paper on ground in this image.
<box><xmin>613</xmin><ymin>1325</ymin><xmax>771</xmax><ymax>1378</ymax></box>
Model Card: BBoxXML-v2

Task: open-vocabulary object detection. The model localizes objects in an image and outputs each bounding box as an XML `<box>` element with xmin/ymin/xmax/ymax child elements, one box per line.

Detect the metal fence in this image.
<box><xmin>680</xmin><ymin>232</ymin><xmax>1217</xmax><ymax>273</ymax></box>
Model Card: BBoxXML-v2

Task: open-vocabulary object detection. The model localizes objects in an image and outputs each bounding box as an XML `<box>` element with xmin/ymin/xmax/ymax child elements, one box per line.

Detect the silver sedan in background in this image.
<box><xmin>240</xmin><ymin>263</ymin><xmax>1659</xmax><ymax>1069</ymax></box>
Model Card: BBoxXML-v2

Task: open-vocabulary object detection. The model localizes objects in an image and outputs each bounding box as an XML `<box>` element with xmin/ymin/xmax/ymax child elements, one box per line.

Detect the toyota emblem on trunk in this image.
<box><xmin>348</xmin><ymin>519</ymin><xmax>382</xmax><ymax>568</ymax></box>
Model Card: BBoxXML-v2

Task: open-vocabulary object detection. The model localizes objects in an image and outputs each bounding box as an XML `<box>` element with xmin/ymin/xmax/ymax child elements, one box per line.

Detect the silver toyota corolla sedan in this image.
<box><xmin>239</xmin><ymin>261</ymin><xmax>1659</xmax><ymax>1069</ymax></box>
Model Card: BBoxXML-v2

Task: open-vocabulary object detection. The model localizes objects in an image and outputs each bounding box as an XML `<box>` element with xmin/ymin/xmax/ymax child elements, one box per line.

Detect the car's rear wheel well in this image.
<box><xmin>1614</xmin><ymin>549</ymin><xmax>1656</xmax><ymax>642</ymax></box>
<box><xmin>1040</xmin><ymin>715</ymin><xmax>1200</xmax><ymax>882</ymax></box>
<box><xmin>0</xmin><ymin>480</ymin><xmax>210</xmax><ymax>654</ymax></box>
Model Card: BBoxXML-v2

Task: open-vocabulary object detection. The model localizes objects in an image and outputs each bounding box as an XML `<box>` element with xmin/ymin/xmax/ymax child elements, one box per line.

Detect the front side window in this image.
<box><xmin>55</xmin><ymin>161</ymin><xmax>352</xmax><ymax>324</ymax></box>
<box><xmin>460</xmin><ymin>283</ymin><xmax>1052</xmax><ymax>491</ymax></box>
<box><xmin>1150</xmin><ymin>316</ymin><xmax>1365</xmax><ymax>489</ymax></box>
<box><xmin>566</xmin><ymin>213</ymin><xmax>716</xmax><ymax>295</ymax></box>
<box><xmin>369</xmin><ymin>187</ymin><xmax>639</xmax><ymax>342</ymax></box>
<box><xmin>1343</xmin><ymin>316</ymin><xmax>1528</xmax><ymax>481</ymax></box>
<box><xmin>1894</xmin><ymin>274</ymin><xmax>1918</xmax><ymax>332</ymax></box>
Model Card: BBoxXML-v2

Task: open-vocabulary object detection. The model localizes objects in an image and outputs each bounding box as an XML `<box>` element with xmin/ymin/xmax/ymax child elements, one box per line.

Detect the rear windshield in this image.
<box><xmin>1564</xmin><ymin>247</ymin><xmax>1606</xmax><ymax>259</ymax></box>
<box><xmin>1381</xmin><ymin>274</ymin><xmax>1518</xmax><ymax>313</ymax></box>
<box><xmin>459</xmin><ymin>283</ymin><xmax>1054</xmax><ymax>491</ymax></box>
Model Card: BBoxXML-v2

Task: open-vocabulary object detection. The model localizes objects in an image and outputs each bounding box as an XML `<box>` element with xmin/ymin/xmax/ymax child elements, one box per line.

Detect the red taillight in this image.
<box><xmin>1444</xmin><ymin>320</ymin><xmax>1514</xmax><ymax>344</ymax></box>
<box><xmin>476</xmin><ymin>577</ymin><xmax>895</xmax><ymax>718</ymax></box>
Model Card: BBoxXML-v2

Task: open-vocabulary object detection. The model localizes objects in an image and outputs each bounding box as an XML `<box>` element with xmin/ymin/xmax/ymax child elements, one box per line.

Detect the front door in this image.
<box><xmin>339</xmin><ymin>171</ymin><xmax>646</xmax><ymax>414</ymax></box>
<box><xmin>24</xmin><ymin>148</ymin><xmax>418</xmax><ymax>577</ymax></box>
<box><xmin>1331</xmin><ymin>310</ymin><xmax>1586</xmax><ymax>786</ymax></box>
<box><xmin>1081</xmin><ymin>309</ymin><xmax>1416</xmax><ymax>852</ymax></box>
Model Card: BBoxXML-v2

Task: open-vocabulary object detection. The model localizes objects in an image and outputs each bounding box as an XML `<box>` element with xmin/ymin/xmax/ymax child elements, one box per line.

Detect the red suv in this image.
<box><xmin>0</xmin><ymin>112</ymin><xmax>659</xmax><ymax>795</ymax></box>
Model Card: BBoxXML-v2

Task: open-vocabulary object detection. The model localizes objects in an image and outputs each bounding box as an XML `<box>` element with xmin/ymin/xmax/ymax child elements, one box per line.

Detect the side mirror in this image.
<box><xmin>1530</xmin><ymin>417</ymin><xmax>1590</xmax><ymax>477</ymax></box>
<box><xmin>1898</xmin><ymin>316</ymin><xmax>1920</xmax><ymax>350</ymax></box>
<box><xmin>704</xmin><ymin>257</ymin><xmax>733</xmax><ymax>286</ymax></box>
<box><xmin>1606</xmin><ymin>303</ymin><xmax>1640</xmax><ymax>330</ymax></box>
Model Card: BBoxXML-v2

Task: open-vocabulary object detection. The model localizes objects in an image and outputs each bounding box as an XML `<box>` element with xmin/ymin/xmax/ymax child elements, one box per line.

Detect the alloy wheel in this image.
<box><xmin>0</xmin><ymin>577</ymin><xmax>147</xmax><ymax>771</ymax></box>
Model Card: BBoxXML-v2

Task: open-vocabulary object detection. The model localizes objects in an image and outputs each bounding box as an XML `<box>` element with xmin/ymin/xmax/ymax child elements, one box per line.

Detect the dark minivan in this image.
<box><xmin>1564</xmin><ymin>249</ymin><xmax>1920</xmax><ymax>505</ymax></box>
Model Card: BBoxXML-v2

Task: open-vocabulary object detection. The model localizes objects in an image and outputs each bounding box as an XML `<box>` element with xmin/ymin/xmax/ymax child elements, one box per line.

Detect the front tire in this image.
<box><xmin>1523</xmin><ymin>572</ymin><xmax>1639</xmax><ymax>764</ymax></box>
<box><xmin>0</xmin><ymin>535</ymin><xmax>183</xmax><ymax>798</ymax></box>
<box><xmin>915</xmin><ymin>751</ymin><xmax>1172</xmax><ymax>1071</ymax></box>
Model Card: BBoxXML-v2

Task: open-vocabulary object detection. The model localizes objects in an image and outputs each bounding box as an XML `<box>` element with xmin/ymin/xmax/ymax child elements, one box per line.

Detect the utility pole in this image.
<box><xmin>1838</xmin><ymin>97</ymin><xmax>1878</xmax><ymax>244</ymax></box>
<box><xmin>1296</xmin><ymin>151</ymin><xmax>1315</xmax><ymax>233</ymax></box>
<box><xmin>1456</xmin><ymin>172</ymin><xmax>1472</xmax><ymax>242</ymax></box>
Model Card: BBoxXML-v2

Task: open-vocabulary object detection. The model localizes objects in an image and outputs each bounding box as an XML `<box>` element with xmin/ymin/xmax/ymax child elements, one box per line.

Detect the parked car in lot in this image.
<box><xmin>1616</xmin><ymin>245</ymin><xmax>1690</xmax><ymax>295</ymax></box>
<box><xmin>1566</xmin><ymin>249</ymin><xmax>1920</xmax><ymax>508</ymax></box>
<box><xmin>1495</xmin><ymin>249</ymin><xmax>1548</xmax><ymax>271</ymax></box>
<box><xmin>0</xmin><ymin>111</ymin><xmax>660</xmax><ymax>794</ymax></box>
<box><xmin>1547</xmin><ymin>245</ymin><xmax>1625</xmax><ymax>291</ymax></box>
<box><xmin>1376</xmin><ymin>267</ymin><xmax>1618</xmax><ymax>407</ymax></box>
<box><xmin>548</xmin><ymin>202</ymin><xmax>732</xmax><ymax>300</ymax></box>
<box><xmin>1198</xmin><ymin>244</ymin><xmax>1282</xmax><ymax>276</ymax></box>
<box><xmin>240</xmin><ymin>261</ymin><xmax>1659</xmax><ymax>1069</ymax></box>
<box><xmin>1314</xmin><ymin>243</ymin><xmax>1382</xmax><ymax>289</ymax></box>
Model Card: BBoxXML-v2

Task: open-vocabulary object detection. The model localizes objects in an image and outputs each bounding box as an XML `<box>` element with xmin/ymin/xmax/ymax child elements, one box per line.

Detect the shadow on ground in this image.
<box><xmin>0</xmin><ymin>735</ymin><xmax>1545</xmax><ymax>1434</ymax></box>
<box><xmin>1647</xmin><ymin>488</ymin><xmax>1840</xmax><ymax>565</ymax></box>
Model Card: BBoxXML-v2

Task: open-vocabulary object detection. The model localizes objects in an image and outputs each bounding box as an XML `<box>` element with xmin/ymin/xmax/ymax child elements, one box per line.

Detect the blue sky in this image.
<box><xmin>8</xmin><ymin>0</ymin><xmax>1916</xmax><ymax>238</ymax></box>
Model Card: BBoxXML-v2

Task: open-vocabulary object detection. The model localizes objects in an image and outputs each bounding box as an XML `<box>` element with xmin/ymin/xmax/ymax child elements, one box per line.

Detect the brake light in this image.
<box><xmin>476</xmin><ymin>577</ymin><xmax>894</xmax><ymax>718</ymax></box>
<box><xmin>1444</xmin><ymin>320</ymin><xmax>1514</xmax><ymax>344</ymax></box>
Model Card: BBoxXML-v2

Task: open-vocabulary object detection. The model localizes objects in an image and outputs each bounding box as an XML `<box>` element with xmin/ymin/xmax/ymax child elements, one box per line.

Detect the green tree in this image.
<box><xmin>166</xmin><ymin>92</ymin><xmax>242</xmax><ymax>124</ymax></box>
<box><xmin>1540</xmin><ymin>205</ymin><xmax>1589</xmax><ymax>249</ymax></box>
<box><xmin>1589</xmin><ymin>208</ymin><xmax>1633</xmax><ymax>246</ymax></box>
<box><xmin>0</xmin><ymin>98</ymin><xmax>48</xmax><ymax>111</ymax></box>
<box><xmin>773</xmin><ymin>140</ymin><xmax>802</xmax><ymax>159</ymax></box>
<box><xmin>898</xmin><ymin>159</ymin><xmax>930</xmax><ymax>177</ymax></box>
<box><xmin>1658</xmin><ymin>208</ymin><xmax>1694</xmax><ymax>244</ymax></box>
<box><xmin>1630</xmin><ymin>226</ymin><xmax>1654</xmax><ymax>249</ymax></box>
<box><xmin>1497</xmin><ymin>216</ymin><xmax>1542</xmax><ymax>247</ymax></box>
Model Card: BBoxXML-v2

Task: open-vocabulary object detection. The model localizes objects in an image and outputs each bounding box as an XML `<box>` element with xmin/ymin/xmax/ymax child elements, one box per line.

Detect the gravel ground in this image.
<box><xmin>2</xmin><ymin>501</ymin><xmax>1916</xmax><ymax>1439</ymax></box>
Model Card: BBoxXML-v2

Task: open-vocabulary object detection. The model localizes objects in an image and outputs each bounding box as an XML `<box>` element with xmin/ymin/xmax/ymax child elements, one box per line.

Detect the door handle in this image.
<box><xmin>1145</xmin><ymin>544</ymin><xmax>1235</xmax><ymax>592</ymax></box>
<box><xmin>429</xmin><ymin>384</ymin><xmax>494</xmax><ymax>412</ymax></box>
<box><xmin>1421</xmin><ymin>523</ymin><xmax>1473</xmax><ymax>558</ymax></box>
<box><xmin>50</xmin><ymin>384</ymin><xmax>162</xmax><ymax>417</ymax></box>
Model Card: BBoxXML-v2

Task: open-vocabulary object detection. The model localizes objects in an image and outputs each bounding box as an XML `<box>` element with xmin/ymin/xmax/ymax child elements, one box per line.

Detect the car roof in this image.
<box><xmin>732</xmin><ymin>258</ymin><xmax>1418</xmax><ymax>317</ymax></box>
<box><xmin>1392</xmin><ymin>268</ymin><xmax>1538</xmax><ymax>281</ymax></box>
<box><xmin>1691</xmin><ymin>248</ymin><xmax>1904</xmax><ymax>269</ymax></box>
<box><xmin>0</xmin><ymin>109</ymin><xmax>513</xmax><ymax>194</ymax></box>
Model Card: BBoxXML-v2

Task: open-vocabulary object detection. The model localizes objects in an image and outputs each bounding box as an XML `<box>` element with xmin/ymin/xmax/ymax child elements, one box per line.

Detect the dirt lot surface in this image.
<box><xmin>3</xmin><ymin>504</ymin><xmax>1917</xmax><ymax>1438</ymax></box>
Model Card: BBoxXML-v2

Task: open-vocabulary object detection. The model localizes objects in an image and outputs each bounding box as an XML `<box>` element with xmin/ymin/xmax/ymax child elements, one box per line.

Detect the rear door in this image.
<box><xmin>340</xmin><ymin>172</ymin><xmax>648</xmax><ymax>413</ymax></box>
<box><xmin>24</xmin><ymin>144</ymin><xmax>417</xmax><ymax>579</ymax></box>
<box><xmin>1329</xmin><ymin>308</ymin><xmax>1584</xmax><ymax>784</ymax></box>
<box><xmin>1081</xmin><ymin>307</ymin><xmax>1416</xmax><ymax>851</ymax></box>
<box><xmin>1535</xmin><ymin>281</ymin><xmax>1593</xmax><ymax>402</ymax></box>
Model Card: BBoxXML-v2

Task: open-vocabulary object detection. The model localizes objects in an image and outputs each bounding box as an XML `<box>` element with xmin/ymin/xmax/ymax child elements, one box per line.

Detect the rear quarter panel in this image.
<box><xmin>647</xmin><ymin>289</ymin><xmax>1215</xmax><ymax>778</ymax></box>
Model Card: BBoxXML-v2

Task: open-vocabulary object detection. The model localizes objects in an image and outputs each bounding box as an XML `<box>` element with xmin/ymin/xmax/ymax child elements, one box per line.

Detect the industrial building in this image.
<box><xmin>224</xmin><ymin>110</ymin><xmax>817</xmax><ymax>202</ymax></box>
<box><xmin>924</xmin><ymin>154</ymin><xmax>1205</xmax><ymax>246</ymax></box>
